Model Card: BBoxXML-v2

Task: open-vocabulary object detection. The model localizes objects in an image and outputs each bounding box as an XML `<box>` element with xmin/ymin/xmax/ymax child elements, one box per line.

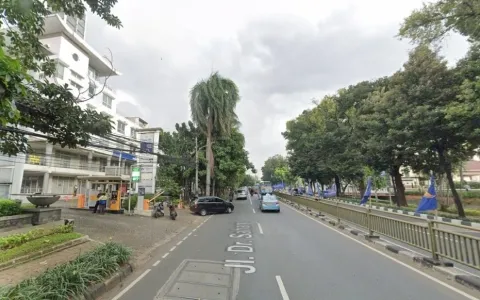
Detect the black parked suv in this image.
<box><xmin>190</xmin><ymin>196</ymin><xmax>234</xmax><ymax>216</ymax></box>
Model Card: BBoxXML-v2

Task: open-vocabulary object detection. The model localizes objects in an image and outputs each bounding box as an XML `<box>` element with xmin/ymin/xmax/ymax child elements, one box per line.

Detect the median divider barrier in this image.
<box><xmin>275</xmin><ymin>192</ymin><xmax>480</xmax><ymax>273</ymax></box>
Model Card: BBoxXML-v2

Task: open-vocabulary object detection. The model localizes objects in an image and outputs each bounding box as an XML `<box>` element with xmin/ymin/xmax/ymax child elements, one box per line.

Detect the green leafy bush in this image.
<box><xmin>0</xmin><ymin>224</ymin><xmax>74</xmax><ymax>250</ymax></box>
<box><xmin>121</xmin><ymin>195</ymin><xmax>137</xmax><ymax>210</ymax></box>
<box><xmin>0</xmin><ymin>232</ymin><xmax>82</xmax><ymax>263</ymax></box>
<box><xmin>0</xmin><ymin>242</ymin><xmax>132</xmax><ymax>300</ymax></box>
<box><xmin>0</xmin><ymin>199</ymin><xmax>22</xmax><ymax>217</ymax></box>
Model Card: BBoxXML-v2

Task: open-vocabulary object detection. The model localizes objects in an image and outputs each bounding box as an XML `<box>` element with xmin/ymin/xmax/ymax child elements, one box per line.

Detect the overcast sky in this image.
<box><xmin>85</xmin><ymin>0</ymin><xmax>469</xmax><ymax>174</ymax></box>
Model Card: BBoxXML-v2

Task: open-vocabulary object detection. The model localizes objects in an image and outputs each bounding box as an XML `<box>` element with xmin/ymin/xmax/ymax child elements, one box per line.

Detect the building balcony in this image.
<box><xmin>25</xmin><ymin>153</ymin><xmax>106</xmax><ymax>174</ymax></box>
<box><xmin>105</xmin><ymin>166</ymin><xmax>131</xmax><ymax>176</ymax></box>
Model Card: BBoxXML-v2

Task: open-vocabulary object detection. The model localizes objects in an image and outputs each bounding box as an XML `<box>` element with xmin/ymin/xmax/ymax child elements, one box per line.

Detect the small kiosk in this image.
<box><xmin>76</xmin><ymin>175</ymin><xmax>130</xmax><ymax>212</ymax></box>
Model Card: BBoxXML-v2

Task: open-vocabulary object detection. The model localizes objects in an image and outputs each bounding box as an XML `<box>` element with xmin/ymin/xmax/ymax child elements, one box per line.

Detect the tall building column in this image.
<box><xmin>45</xmin><ymin>143</ymin><xmax>53</xmax><ymax>166</ymax></box>
<box><xmin>42</xmin><ymin>172</ymin><xmax>49</xmax><ymax>194</ymax></box>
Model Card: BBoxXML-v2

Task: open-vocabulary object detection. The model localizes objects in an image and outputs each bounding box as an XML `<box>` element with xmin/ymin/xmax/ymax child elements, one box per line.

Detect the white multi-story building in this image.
<box><xmin>0</xmin><ymin>12</ymin><xmax>159</xmax><ymax>206</ymax></box>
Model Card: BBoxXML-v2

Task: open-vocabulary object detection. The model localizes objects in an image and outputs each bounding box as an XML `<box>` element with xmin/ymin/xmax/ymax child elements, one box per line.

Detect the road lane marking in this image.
<box><xmin>252</xmin><ymin>208</ymin><xmax>256</xmax><ymax>214</ymax></box>
<box><xmin>162</xmin><ymin>253</ymin><xmax>169</xmax><ymax>259</ymax></box>
<box><xmin>192</xmin><ymin>228</ymin><xmax>197</xmax><ymax>232</ymax></box>
<box><xmin>152</xmin><ymin>260</ymin><xmax>161</xmax><ymax>267</ymax></box>
<box><xmin>182</xmin><ymin>237</ymin><xmax>188</xmax><ymax>241</ymax></box>
<box><xmin>282</xmin><ymin>203</ymin><xmax>480</xmax><ymax>300</ymax></box>
<box><xmin>187</xmin><ymin>232</ymin><xmax>192</xmax><ymax>236</ymax></box>
<box><xmin>111</xmin><ymin>269</ymin><xmax>151</xmax><ymax>300</ymax></box>
<box><xmin>176</xmin><ymin>241</ymin><xmax>183</xmax><ymax>246</ymax></box>
<box><xmin>276</xmin><ymin>276</ymin><xmax>290</xmax><ymax>300</ymax></box>
<box><xmin>170</xmin><ymin>246</ymin><xmax>176</xmax><ymax>252</ymax></box>
<box><xmin>257</xmin><ymin>222</ymin><xmax>264</xmax><ymax>234</ymax></box>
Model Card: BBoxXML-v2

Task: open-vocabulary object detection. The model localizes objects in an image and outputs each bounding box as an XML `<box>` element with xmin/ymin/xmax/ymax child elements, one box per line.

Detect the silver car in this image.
<box><xmin>235</xmin><ymin>189</ymin><xmax>247</xmax><ymax>200</ymax></box>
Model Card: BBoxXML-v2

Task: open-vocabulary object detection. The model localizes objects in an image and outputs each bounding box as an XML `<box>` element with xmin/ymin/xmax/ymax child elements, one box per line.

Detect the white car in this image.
<box><xmin>235</xmin><ymin>189</ymin><xmax>248</xmax><ymax>200</ymax></box>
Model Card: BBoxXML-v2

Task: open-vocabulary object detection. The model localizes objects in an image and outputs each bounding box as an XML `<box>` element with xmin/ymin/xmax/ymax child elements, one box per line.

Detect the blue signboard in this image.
<box><xmin>112</xmin><ymin>150</ymin><xmax>137</xmax><ymax>161</ymax></box>
<box><xmin>140</xmin><ymin>142</ymin><xmax>154</xmax><ymax>153</ymax></box>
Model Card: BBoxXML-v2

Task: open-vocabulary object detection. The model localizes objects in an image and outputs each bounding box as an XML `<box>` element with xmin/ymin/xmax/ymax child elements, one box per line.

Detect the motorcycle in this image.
<box><xmin>152</xmin><ymin>202</ymin><xmax>165</xmax><ymax>218</ymax></box>
<box><xmin>169</xmin><ymin>203</ymin><xmax>178</xmax><ymax>220</ymax></box>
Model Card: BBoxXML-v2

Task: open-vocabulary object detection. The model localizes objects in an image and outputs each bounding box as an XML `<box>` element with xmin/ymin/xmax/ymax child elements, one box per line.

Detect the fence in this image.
<box><xmin>276</xmin><ymin>192</ymin><xmax>480</xmax><ymax>271</ymax></box>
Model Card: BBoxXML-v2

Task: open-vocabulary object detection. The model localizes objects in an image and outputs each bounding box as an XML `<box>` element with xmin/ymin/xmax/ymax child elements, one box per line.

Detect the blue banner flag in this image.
<box><xmin>416</xmin><ymin>176</ymin><xmax>437</xmax><ymax>212</ymax></box>
<box><xmin>360</xmin><ymin>177</ymin><xmax>372</xmax><ymax>205</ymax></box>
<box><xmin>323</xmin><ymin>183</ymin><xmax>336</xmax><ymax>198</ymax></box>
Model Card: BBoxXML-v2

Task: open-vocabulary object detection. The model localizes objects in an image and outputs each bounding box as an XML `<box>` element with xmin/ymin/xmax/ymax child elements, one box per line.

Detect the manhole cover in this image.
<box><xmin>155</xmin><ymin>259</ymin><xmax>240</xmax><ymax>300</ymax></box>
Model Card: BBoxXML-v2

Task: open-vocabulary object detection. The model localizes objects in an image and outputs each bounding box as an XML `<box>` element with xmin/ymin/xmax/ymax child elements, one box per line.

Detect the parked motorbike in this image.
<box><xmin>169</xmin><ymin>203</ymin><xmax>177</xmax><ymax>220</ymax></box>
<box><xmin>152</xmin><ymin>202</ymin><xmax>165</xmax><ymax>218</ymax></box>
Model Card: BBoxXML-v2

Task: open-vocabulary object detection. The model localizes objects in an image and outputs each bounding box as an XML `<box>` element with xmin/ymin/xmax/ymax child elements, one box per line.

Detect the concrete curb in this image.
<box><xmin>81</xmin><ymin>263</ymin><xmax>134</xmax><ymax>300</ymax></box>
<box><xmin>0</xmin><ymin>235</ymin><xmax>90</xmax><ymax>272</ymax></box>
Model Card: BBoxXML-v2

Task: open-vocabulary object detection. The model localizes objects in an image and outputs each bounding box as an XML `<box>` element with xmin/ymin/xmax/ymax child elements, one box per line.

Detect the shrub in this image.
<box><xmin>0</xmin><ymin>242</ymin><xmax>132</xmax><ymax>300</ymax></box>
<box><xmin>0</xmin><ymin>199</ymin><xmax>22</xmax><ymax>217</ymax></box>
<box><xmin>121</xmin><ymin>195</ymin><xmax>137</xmax><ymax>210</ymax></box>
<box><xmin>0</xmin><ymin>224</ymin><xmax>74</xmax><ymax>250</ymax></box>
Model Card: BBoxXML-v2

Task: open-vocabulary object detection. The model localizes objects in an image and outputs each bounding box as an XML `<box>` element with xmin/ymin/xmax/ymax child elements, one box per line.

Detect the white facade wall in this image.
<box><xmin>0</xmin><ymin>13</ymin><xmax>154</xmax><ymax>203</ymax></box>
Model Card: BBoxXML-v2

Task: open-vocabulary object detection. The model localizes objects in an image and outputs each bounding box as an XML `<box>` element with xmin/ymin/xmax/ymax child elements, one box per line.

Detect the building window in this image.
<box><xmin>21</xmin><ymin>175</ymin><xmax>44</xmax><ymax>194</ymax></box>
<box><xmin>52</xmin><ymin>176</ymin><xmax>76</xmax><ymax>194</ymax></box>
<box><xmin>102</xmin><ymin>94</ymin><xmax>113</xmax><ymax>108</ymax></box>
<box><xmin>55</xmin><ymin>152</ymin><xmax>71</xmax><ymax>168</ymax></box>
<box><xmin>88</xmin><ymin>67</ymin><xmax>99</xmax><ymax>81</ymax></box>
<box><xmin>69</xmin><ymin>80</ymin><xmax>82</xmax><ymax>91</ymax></box>
<box><xmin>66</xmin><ymin>15</ymin><xmax>86</xmax><ymax>38</ymax></box>
<box><xmin>55</xmin><ymin>63</ymin><xmax>65</xmax><ymax>79</ymax></box>
<box><xmin>130</xmin><ymin>128</ymin><xmax>136</xmax><ymax>138</ymax></box>
<box><xmin>88</xmin><ymin>83</ymin><xmax>96</xmax><ymax>97</ymax></box>
<box><xmin>70</xmin><ymin>70</ymin><xmax>83</xmax><ymax>81</ymax></box>
<box><xmin>117</xmin><ymin>121</ymin><xmax>126</xmax><ymax>134</ymax></box>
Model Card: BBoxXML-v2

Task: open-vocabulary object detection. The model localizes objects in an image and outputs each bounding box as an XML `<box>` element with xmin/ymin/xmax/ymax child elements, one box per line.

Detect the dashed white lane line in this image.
<box><xmin>275</xmin><ymin>276</ymin><xmax>290</xmax><ymax>300</ymax></box>
<box><xmin>187</xmin><ymin>232</ymin><xmax>192</xmax><ymax>236</ymax></box>
<box><xmin>182</xmin><ymin>236</ymin><xmax>188</xmax><ymax>241</ymax></box>
<box><xmin>176</xmin><ymin>241</ymin><xmax>183</xmax><ymax>246</ymax></box>
<box><xmin>283</xmin><ymin>203</ymin><xmax>479</xmax><ymax>300</ymax></box>
<box><xmin>252</xmin><ymin>208</ymin><xmax>256</xmax><ymax>214</ymax></box>
<box><xmin>257</xmin><ymin>222</ymin><xmax>264</xmax><ymax>235</ymax></box>
<box><xmin>170</xmin><ymin>246</ymin><xmax>177</xmax><ymax>252</ymax></box>
<box><xmin>152</xmin><ymin>260</ymin><xmax>161</xmax><ymax>267</ymax></box>
<box><xmin>162</xmin><ymin>253</ymin><xmax>169</xmax><ymax>259</ymax></box>
<box><xmin>192</xmin><ymin>228</ymin><xmax>197</xmax><ymax>232</ymax></box>
<box><xmin>111</xmin><ymin>269</ymin><xmax>151</xmax><ymax>300</ymax></box>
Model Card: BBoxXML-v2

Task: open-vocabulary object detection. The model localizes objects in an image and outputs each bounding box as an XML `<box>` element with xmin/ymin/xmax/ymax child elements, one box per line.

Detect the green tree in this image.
<box><xmin>399</xmin><ymin>0</ymin><xmax>480</xmax><ymax>44</ymax></box>
<box><xmin>261</xmin><ymin>155</ymin><xmax>288</xmax><ymax>183</ymax></box>
<box><xmin>212</xmin><ymin>128</ymin><xmax>255</xmax><ymax>195</ymax></box>
<box><xmin>189</xmin><ymin>72</ymin><xmax>240</xmax><ymax>195</ymax></box>
<box><xmin>399</xmin><ymin>45</ymin><xmax>479</xmax><ymax>217</ymax></box>
<box><xmin>0</xmin><ymin>0</ymin><xmax>121</xmax><ymax>155</ymax></box>
<box><xmin>240</xmin><ymin>174</ymin><xmax>257</xmax><ymax>187</ymax></box>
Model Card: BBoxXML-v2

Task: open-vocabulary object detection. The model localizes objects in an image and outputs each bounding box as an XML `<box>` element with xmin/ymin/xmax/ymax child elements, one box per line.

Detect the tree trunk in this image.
<box><xmin>334</xmin><ymin>175</ymin><xmax>341</xmax><ymax>197</ymax></box>
<box><xmin>205</xmin><ymin>119</ymin><xmax>212</xmax><ymax>196</ymax></box>
<box><xmin>439</xmin><ymin>149</ymin><xmax>466</xmax><ymax>218</ymax></box>
<box><xmin>212</xmin><ymin>178</ymin><xmax>216</xmax><ymax>196</ymax></box>
<box><xmin>392</xmin><ymin>166</ymin><xmax>407</xmax><ymax>206</ymax></box>
<box><xmin>358</xmin><ymin>179</ymin><xmax>366</xmax><ymax>199</ymax></box>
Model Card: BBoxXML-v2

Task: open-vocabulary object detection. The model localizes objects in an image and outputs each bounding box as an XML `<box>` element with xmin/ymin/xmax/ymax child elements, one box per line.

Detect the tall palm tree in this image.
<box><xmin>189</xmin><ymin>72</ymin><xmax>240</xmax><ymax>195</ymax></box>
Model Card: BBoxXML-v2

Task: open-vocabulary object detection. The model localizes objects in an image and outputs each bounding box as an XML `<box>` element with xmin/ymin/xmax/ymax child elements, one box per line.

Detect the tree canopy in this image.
<box><xmin>0</xmin><ymin>0</ymin><xmax>122</xmax><ymax>155</ymax></box>
<box><xmin>157</xmin><ymin>122</ymin><xmax>254</xmax><ymax>199</ymax></box>
<box><xmin>278</xmin><ymin>0</ymin><xmax>480</xmax><ymax>217</ymax></box>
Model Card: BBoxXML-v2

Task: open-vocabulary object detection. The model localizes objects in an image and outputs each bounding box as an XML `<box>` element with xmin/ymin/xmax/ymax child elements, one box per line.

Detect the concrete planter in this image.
<box><xmin>0</xmin><ymin>214</ymin><xmax>34</xmax><ymax>229</ymax></box>
<box><xmin>22</xmin><ymin>208</ymin><xmax>61</xmax><ymax>225</ymax></box>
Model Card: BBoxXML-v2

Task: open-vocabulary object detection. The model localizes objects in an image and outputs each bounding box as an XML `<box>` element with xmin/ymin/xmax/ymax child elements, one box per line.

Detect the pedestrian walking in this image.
<box><xmin>98</xmin><ymin>193</ymin><xmax>108</xmax><ymax>214</ymax></box>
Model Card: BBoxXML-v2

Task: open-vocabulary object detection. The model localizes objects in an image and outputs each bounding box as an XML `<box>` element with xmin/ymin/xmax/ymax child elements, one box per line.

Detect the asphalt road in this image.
<box><xmin>104</xmin><ymin>195</ymin><xmax>480</xmax><ymax>300</ymax></box>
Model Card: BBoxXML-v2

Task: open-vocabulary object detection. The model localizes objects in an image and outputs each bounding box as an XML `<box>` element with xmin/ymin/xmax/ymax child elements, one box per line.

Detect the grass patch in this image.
<box><xmin>0</xmin><ymin>224</ymin><xmax>74</xmax><ymax>250</ymax></box>
<box><xmin>0</xmin><ymin>242</ymin><xmax>132</xmax><ymax>300</ymax></box>
<box><xmin>0</xmin><ymin>232</ymin><xmax>82</xmax><ymax>264</ymax></box>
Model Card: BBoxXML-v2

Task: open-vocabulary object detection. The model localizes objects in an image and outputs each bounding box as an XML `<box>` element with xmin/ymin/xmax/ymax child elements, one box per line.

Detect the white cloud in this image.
<box><xmin>85</xmin><ymin>0</ymin><xmax>470</xmax><ymax>174</ymax></box>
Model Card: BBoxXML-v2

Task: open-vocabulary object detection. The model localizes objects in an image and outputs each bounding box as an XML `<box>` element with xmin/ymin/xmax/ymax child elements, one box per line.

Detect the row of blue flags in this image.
<box><xmin>284</xmin><ymin>174</ymin><xmax>438</xmax><ymax>213</ymax></box>
<box><xmin>358</xmin><ymin>175</ymin><xmax>437</xmax><ymax>213</ymax></box>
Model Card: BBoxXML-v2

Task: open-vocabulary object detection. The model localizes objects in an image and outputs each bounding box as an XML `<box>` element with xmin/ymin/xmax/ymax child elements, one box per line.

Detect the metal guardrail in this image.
<box><xmin>277</xmin><ymin>192</ymin><xmax>480</xmax><ymax>271</ymax></box>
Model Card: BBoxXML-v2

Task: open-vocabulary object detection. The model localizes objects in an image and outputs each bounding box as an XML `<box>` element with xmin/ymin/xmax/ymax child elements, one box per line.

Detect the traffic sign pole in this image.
<box><xmin>128</xmin><ymin>165</ymin><xmax>141</xmax><ymax>215</ymax></box>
